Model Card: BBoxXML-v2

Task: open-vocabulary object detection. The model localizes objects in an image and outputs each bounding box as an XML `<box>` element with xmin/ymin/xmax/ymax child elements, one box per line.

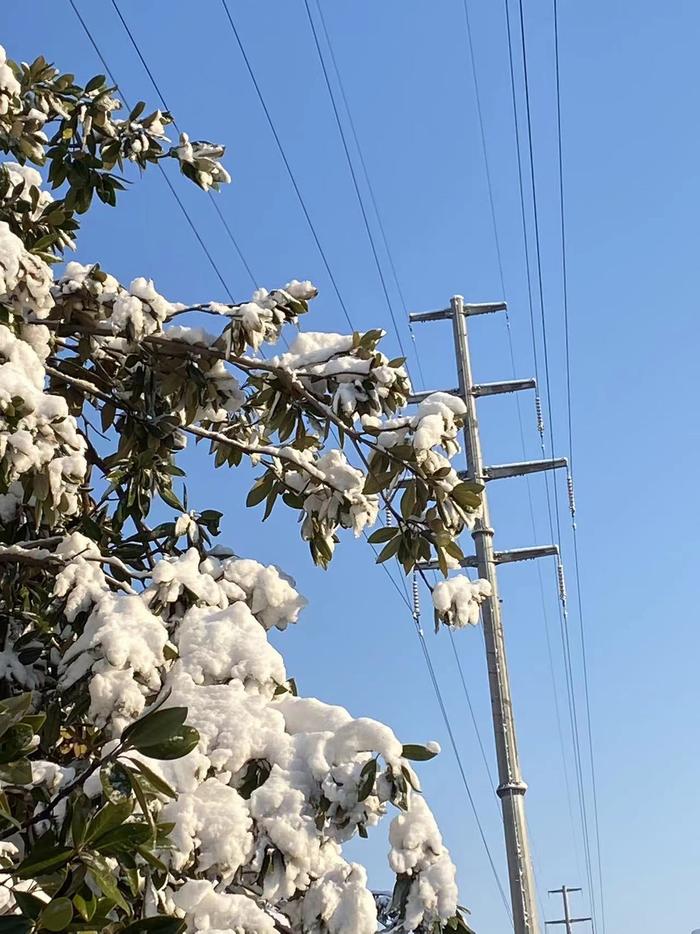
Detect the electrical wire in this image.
<box><xmin>301</xmin><ymin>0</ymin><xmax>416</xmax><ymax>376</ymax></box>
<box><xmin>458</xmin><ymin>0</ymin><xmax>583</xmax><ymax>883</ymax></box>
<box><xmin>552</xmin><ymin>2</ymin><xmax>607</xmax><ymax>928</ymax></box>
<box><xmin>510</xmin><ymin>0</ymin><xmax>600</xmax><ymax>923</ymax></box>
<box><xmin>312</xmin><ymin>0</ymin><xmax>427</xmax><ymax>388</ymax></box>
<box><xmin>108</xmin><ymin>0</ymin><xmax>258</xmax><ymax>290</ymax></box>
<box><xmin>67</xmin><ymin>0</ymin><xmax>240</xmax><ymax>303</ymax></box>
<box><xmin>218</xmin><ymin>0</ymin><xmax>356</xmax><ymax>330</ymax></box>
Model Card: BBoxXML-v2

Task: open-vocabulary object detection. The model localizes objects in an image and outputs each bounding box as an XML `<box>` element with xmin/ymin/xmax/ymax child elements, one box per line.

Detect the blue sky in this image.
<box><xmin>6</xmin><ymin>2</ymin><xmax>699</xmax><ymax>931</ymax></box>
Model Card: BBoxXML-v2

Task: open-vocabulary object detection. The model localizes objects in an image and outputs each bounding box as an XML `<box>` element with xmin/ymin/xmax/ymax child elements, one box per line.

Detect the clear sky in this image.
<box><xmin>5</xmin><ymin>2</ymin><xmax>699</xmax><ymax>932</ymax></box>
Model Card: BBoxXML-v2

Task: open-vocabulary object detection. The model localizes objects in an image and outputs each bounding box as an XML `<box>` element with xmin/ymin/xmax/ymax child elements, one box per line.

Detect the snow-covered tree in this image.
<box><xmin>0</xmin><ymin>45</ymin><xmax>488</xmax><ymax>933</ymax></box>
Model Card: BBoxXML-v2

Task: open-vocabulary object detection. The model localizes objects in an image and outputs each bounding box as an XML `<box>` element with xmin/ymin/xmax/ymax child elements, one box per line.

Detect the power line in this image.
<box><xmin>218</xmin><ymin>0</ymin><xmax>355</xmax><ymax>330</ymax></box>
<box><xmin>509</xmin><ymin>0</ymin><xmax>599</xmax><ymax>924</ymax></box>
<box><xmin>66</xmin><ymin>0</ymin><xmax>237</xmax><ymax>302</ymax></box>
<box><xmin>312</xmin><ymin>0</ymin><xmax>427</xmax><ymax>388</ymax></box>
<box><xmin>457</xmin><ymin>0</ymin><xmax>583</xmax><ymax>880</ymax></box>
<box><xmin>552</xmin><ymin>1</ymin><xmax>606</xmax><ymax>929</ymax></box>
<box><xmin>301</xmin><ymin>0</ymin><xmax>414</xmax><ymax>373</ymax></box>
<box><xmin>108</xmin><ymin>0</ymin><xmax>258</xmax><ymax>290</ymax></box>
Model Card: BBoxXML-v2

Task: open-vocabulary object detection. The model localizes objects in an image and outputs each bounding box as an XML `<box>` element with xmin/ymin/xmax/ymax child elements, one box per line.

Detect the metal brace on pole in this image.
<box><xmin>545</xmin><ymin>886</ymin><xmax>592</xmax><ymax>932</ymax></box>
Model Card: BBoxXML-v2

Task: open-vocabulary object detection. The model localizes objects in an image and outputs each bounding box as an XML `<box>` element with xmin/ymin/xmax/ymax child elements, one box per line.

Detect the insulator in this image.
<box><xmin>557</xmin><ymin>561</ymin><xmax>567</xmax><ymax>607</ymax></box>
<box><xmin>385</xmin><ymin>506</ymin><xmax>393</xmax><ymax>527</ymax></box>
<box><xmin>535</xmin><ymin>394</ymin><xmax>545</xmax><ymax>437</ymax></box>
<box><xmin>567</xmin><ymin>473</ymin><xmax>576</xmax><ymax>518</ymax></box>
<box><xmin>411</xmin><ymin>571</ymin><xmax>421</xmax><ymax>620</ymax></box>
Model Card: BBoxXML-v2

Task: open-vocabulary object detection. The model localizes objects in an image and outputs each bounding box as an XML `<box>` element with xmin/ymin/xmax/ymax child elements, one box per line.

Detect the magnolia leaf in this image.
<box><xmin>85</xmin><ymin>800</ymin><xmax>134</xmax><ymax>846</ymax></box>
<box><xmin>82</xmin><ymin>854</ymin><xmax>130</xmax><ymax>913</ymax></box>
<box><xmin>39</xmin><ymin>897</ymin><xmax>73</xmax><ymax>932</ymax></box>
<box><xmin>356</xmin><ymin>758</ymin><xmax>378</xmax><ymax>802</ymax></box>
<box><xmin>0</xmin><ymin>758</ymin><xmax>32</xmax><ymax>785</ymax></box>
<box><xmin>100</xmin><ymin>760</ymin><xmax>133</xmax><ymax>804</ymax></box>
<box><xmin>122</xmin><ymin>918</ymin><xmax>187</xmax><ymax>933</ymax></box>
<box><xmin>375</xmin><ymin>535</ymin><xmax>401</xmax><ymax>564</ymax></box>
<box><xmin>121</xmin><ymin>707</ymin><xmax>187</xmax><ymax>750</ymax></box>
<box><xmin>15</xmin><ymin>842</ymin><xmax>75</xmax><ymax>879</ymax></box>
<box><xmin>367</xmin><ymin>526</ymin><xmax>399</xmax><ymax>545</ymax></box>
<box><xmin>124</xmin><ymin>758</ymin><xmax>177</xmax><ymax>799</ymax></box>
<box><xmin>12</xmin><ymin>891</ymin><xmax>45</xmax><ymax>919</ymax></box>
<box><xmin>401</xmin><ymin>743</ymin><xmax>439</xmax><ymax>761</ymax></box>
<box><xmin>0</xmin><ymin>919</ymin><xmax>33</xmax><ymax>933</ymax></box>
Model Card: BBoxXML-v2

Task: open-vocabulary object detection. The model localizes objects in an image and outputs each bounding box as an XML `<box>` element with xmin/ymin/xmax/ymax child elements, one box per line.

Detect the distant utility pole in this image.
<box><xmin>410</xmin><ymin>296</ymin><xmax>569</xmax><ymax>934</ymax></box>
<box><xmin>546</xmin><ymin>886</ymin><xmax>592</xmax><ymax>932</ymax></box>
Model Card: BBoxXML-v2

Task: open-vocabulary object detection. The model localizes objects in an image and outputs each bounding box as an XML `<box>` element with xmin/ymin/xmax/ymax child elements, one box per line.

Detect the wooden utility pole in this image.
<box><xmin>410</xmin><ymin>295</ymin><xmax>570</xmax><ymax>934</ymax></box>
<box><xmin>546</xmin><ymin>886</ymin><xmax>592</xmax><ymax>933</ymax></box>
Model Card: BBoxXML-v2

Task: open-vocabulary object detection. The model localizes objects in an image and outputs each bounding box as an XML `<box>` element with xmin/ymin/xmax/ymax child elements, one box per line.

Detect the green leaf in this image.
<box><xmin>85</xmin><ymin>74</ymin><xmax>106</xmax><ymax>92</ymax></box>
<box><xmin>0</xmin><ymin>693</ymin><xmax>32</xmax><ymax>738</ymax></box>
<box><xmin>122</xmin><ymin>919</ymin><xmax>187</xmax><ymax>933</ymax></box>
<box><xmin>246</xmin><ymin>473</ymin><xmax>274</xmax><ymax>508</ymax></box>
<box><xmin>400</xmin><ymin>481</ymin><xmax>417</xmax><ymax>520</ymax></box>
<box><xmin>0</xmin><ymin>758</ymin><xmax>31</xmax><ymax>785</ymax></box>
<box><xmin>160</xmin><ymin>486</ymin><xmax>184</xmax><ymax>512</ymax></box>
<box><xmin>73</xmin><ymin>892</ymin><xmax>96</xmax><ymax>922</ymax></box>
<box><xmin>15</xmin><ymin>842</ymin><xmax>75</xmax><ymax>879</ymax></box>
<box><xmin>82</xmin><ymin>855</ymin><xmax>129</xmax><ymax>913</ymax></box>
<box><xmin>0</xmin><ymin>790</ymin><xmax>19</xmax><ymax>828</ymax></box>
<box><xmin>121</xmin><ymin>707</ymin><xmax>187</xmax><ymax>750</ymax></box>
<box><xmin>12</xmin><ymin>890</ymin><xmax>45</xmax><ymax>919</ymax></box>
<box><xmin>134</xmin><ymin>726</ymin><xmax>199</xmax><ymax>761</ymax></box>
<box><xmin>451</xmin><ymin>482</ymin><xmax>482</xmax><ymax>511</ymax></box>
<box><xmin>401</xmin><ymin>743</ymin><xmax>439</xmax><ymax>761</ymax></box>
<box><xmin>0</xmin><ymin>919</ymin><xmax>33</xmax><ymax>933</ymax></box>
<box><xmin>39</xmin><ymin>896</ymin><xmax>73</xmax><ymax>931</ymax></box>
<box><xmin>94</xmin><ymin>821</ymin><xmax>152</xmax><ymax>856</ymax></box>
<box><xmin>100</xmin><ymin>761</ymin><xmax>132</xmax><ymax>804</ymax></box>
<box><xmin>356</xmin><ymin>758</ymin><xmax>378</xmax><ymax>802</ymax></box>
<box><xmin>70</xmin><ymin>793</ymin><xmax>91</xmax><ymax>848</ymax></box>
<box><xmin>366</xmin><ymin>526</ymin><xmax>398</xmax><ymax>545</ymax></box>
<box><xmin>375</xmin><ymin>535</ymin><xmax>401</xmax><ymax>564</ymax></box>
<box><xmin>84</xmin><ymin>800</ymin><xmax>134</xmax><ymax>846</ymax></box>
<box><xmin>124</xmin><ymin>759</ymin><xmax>176</xmax><ymax>799</ymax></box>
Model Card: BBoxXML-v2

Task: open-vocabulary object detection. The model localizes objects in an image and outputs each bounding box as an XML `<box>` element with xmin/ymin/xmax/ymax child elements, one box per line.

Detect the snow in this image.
<box><xmin>285</xmin><ymin>448</ymin><xmax>379</xmax><ymax>554</ymax></box>
<box><xmin>171</xmin><ymin>133</ymin><xmax>231</xmax><ymax>192</ymax></box>
<box><xmin>1</xmin><ymin>162</ymin><xmax>55</xmax><ymax>222</ymax></box>
<box><xmin>0</xmin><ymin>320</ymin><xmax>87</xmax><ymax>523</ymax></box>
<box><xmin>161</xmin><ymin>779</ymin><xmax>253</xmax><ymax>874</ymax></box>
<box><xmin>269</xmin><ymin>330</ymin><xmax>409</xmax><ymax>420</ymax></box>
<box><xmin>149</xmin><ymin>548</ymin><xmax>222</xmax><ymax>607</ymax></box>
<box><xmin>52</xmin><ymin>533</ymin><xmax>110</xmax><ymax>620</ymax></box>
<box><xmin>389</xmin><ymin>795</ymin><xmax>459</xmax><ymax>929</ymax></box>
<box><xmin>170</xmin><ymin>880</ymin><xmax>275</xmax><ymax>933</ymax></box>
<box><xmin>0</xmin><ymin>46</ymin><xmax>20</xmax><ymax>116</ymax></box>
<box><xmin>216</xmin><ymin>558</ymin><xmax>306</xmax><ymax>632</ymax></box>
<box><xmin>163</xmin><ymin>668</ymin><xmax>289</xmax><ymax>777</ymax></box>
<box><xmin>0</xmin><ymin>221</ymin><xmax>54</xmax><ymax>319</ymax></box>
<box><xmin>60</xmin><ymin>593</ymin><xmax>168</xmax><ymax>730</ymax></box>
<box><xmin>175</xmin><ymin>603</ymin><xmax>286</xmax><ymax>696</ymax></box>
<box><xmin>432</xmin><ymin>574</ymin><xmax>492</xmax><ymax>628</ymax></box>
<box><xmin>295</xmin><ymin>862</ymin><xmax>377</xmax><ymax>934</ymax></box>
<box><xmin>271</xmin><ymin>332</ymin><xmax>355</xmax><ymax>370</ymax></box>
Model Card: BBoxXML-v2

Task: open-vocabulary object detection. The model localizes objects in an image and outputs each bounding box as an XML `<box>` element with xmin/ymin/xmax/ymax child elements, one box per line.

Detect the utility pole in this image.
<box><xmin>410</xmin><ymin>295</ymin><xmax>569</xmax><ymax>934</ymax></box>
<box><xmin>546</xmin><ymin>886</ymin><xmax>592</xmax><ymax>932</ymax></box>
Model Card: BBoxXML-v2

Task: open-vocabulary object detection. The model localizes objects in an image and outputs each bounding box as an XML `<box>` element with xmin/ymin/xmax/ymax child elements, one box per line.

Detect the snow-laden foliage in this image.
<box><xmin>0</xmin><ymin>43</ymin><xmax>481</xmax><ymax>933</ymax></box>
